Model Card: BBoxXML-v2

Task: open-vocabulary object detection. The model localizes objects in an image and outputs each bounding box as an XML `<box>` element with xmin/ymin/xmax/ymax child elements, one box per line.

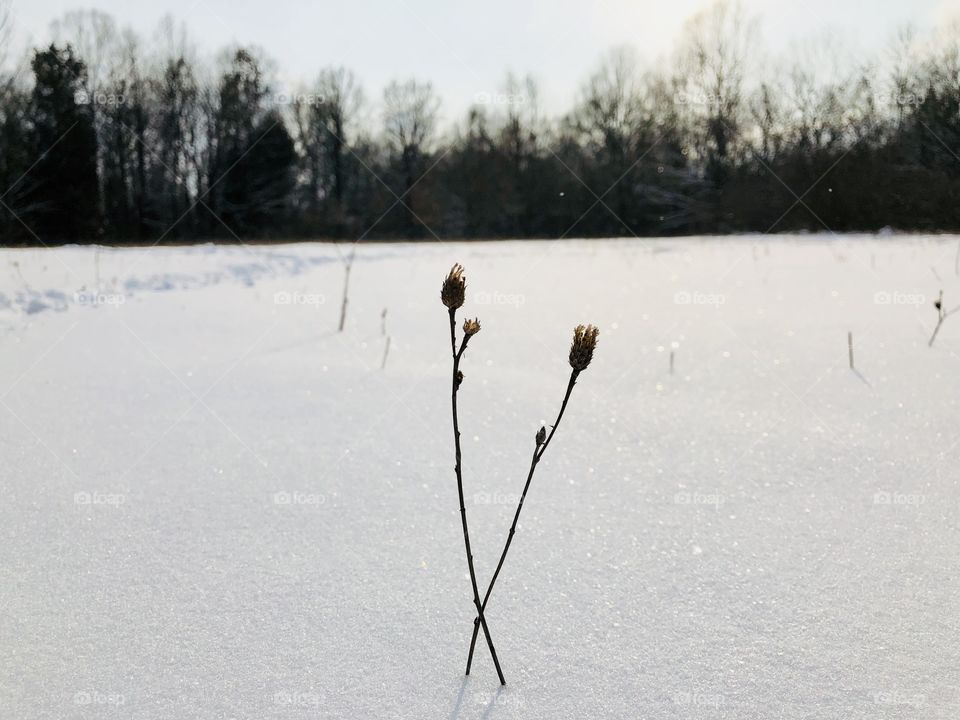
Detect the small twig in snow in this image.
<box><xmin>929</xmin><ymin>290</ymin><xmax>960</xmax><ymax>347</ymax></box>
<box><xmin>380</xmin><ymin>336</ymin><xmax>391</xmax><ymax>370</ymax></box>
<box><xmin>337</xmin><ymin>241</ymin><xmax>359</xmax><ymax>333</ymax></box>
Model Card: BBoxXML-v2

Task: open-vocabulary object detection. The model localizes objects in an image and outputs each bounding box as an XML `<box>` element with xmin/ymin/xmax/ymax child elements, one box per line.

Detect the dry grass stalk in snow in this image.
<box><xmin>380</xmin><ymin>308</ymin><xmax>391</xmax><ymax>369</ymax></box>
<box><xmin>929</xmin><ymin>290</ymin><xmax>960</xmax><ymax>347</ymax></box>
<box><xmin>337</xmin><ymin>241</ymin><xmax>358</xmax><ymax>332</ymax></box>
<box><xmin>441</xmin><ymin>263</ymin><xmax>599</xmax><ymax>683</ymax></box>
<box><xmin>441</xmin><ymin>263</ymin><xmax>506</xmax><ymax>685</ymax></box>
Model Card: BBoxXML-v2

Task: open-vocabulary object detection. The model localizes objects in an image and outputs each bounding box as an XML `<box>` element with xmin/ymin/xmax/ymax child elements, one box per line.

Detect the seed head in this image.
<box><xmin>441</xmin><ymin>263</ymin><xmax>466</xmax><ymax>309</ymax></box>
<box><xmin>569</xmin><ymin>324</ymin><xmax>599</xmax><ymax>372</ymax></box>
<box><xmin>463</xmin><ymin>317</ymin><xmax>481</xmax><ymax>336</ymax></box>
<box><xmin>536</xmin><ymin>426</ymin><xmax>546</xmax><ymax>446</ymax></box>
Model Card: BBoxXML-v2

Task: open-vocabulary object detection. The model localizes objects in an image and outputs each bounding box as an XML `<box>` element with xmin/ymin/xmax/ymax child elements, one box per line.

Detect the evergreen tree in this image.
<box><xmin>25</xmin><ymin>44</ymin><xmax>100</xmax><ymax>242</ymax></box>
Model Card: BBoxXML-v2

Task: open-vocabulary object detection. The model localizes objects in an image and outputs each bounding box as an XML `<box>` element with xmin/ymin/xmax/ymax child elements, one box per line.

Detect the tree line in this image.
<box><xmin>1</xmin><ymin>2</ymin><xmax>960</xmax><ymax>245</ymax></box>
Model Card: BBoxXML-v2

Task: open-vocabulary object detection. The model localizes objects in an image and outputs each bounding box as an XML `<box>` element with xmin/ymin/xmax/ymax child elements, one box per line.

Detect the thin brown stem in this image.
<box><xmin>928</xmin><ymin>290</ymin><xmax>960</xmax><ymax>347</ymax></box>
<box><xmin>465</xmin><ymin>370</ymin><xmax>579</xmax><ymax>674</ymax></box>
<box><xmin>338</xmin><ymin>260</ymin><xmax>352</xmax><ymax>332</ymax></box>
<box><xmin>449</xmin><ymin>308</ymin><xmax>506</xmax><ymax>685</ymax></box>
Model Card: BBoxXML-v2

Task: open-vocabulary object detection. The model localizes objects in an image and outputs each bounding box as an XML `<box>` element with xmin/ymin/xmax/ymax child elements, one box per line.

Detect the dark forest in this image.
<box><xmin>2</xmin><ymin>4</ymin><xmax>960</xmax><ymax>245</ymax></box>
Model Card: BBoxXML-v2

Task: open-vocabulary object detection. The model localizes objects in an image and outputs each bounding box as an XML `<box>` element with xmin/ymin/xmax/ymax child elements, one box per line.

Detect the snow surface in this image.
<box><xmin>0</xmin><ymin>236</ymin><xmax>958</xmax><ymax>719</ymax></box>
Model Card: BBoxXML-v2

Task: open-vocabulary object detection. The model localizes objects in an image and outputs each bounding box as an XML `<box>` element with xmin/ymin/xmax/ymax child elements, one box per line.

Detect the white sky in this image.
<box><xmin>7</xmin><ymin>0</ymin><xmax>957</xmax><ymax>121</ymax></box>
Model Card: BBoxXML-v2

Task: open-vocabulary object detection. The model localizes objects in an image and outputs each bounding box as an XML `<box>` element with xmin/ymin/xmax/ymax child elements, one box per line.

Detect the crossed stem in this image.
<box><xmin>464</xmin><ymin>370</ymin><xmax>580</xmax><ymax>674</ymax></box>
<box><xmin>449</xmin><ymin>308</ymin><xmax>506</xmax><ymax>685</ymax></box>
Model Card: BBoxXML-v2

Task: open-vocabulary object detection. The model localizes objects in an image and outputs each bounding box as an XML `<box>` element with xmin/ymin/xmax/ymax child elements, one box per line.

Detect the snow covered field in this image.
<box><xmin>1</xmin><ymin>236</ymin><xmax>958</xmax><ymax>719</ymax></box>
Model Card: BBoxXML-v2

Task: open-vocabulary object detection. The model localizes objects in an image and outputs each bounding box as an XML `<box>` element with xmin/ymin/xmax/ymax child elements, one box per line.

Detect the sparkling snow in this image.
<box><xmin>1</xmin><ymin>236</ymin><xmax>958</xmax><ymax>718</ymax></box>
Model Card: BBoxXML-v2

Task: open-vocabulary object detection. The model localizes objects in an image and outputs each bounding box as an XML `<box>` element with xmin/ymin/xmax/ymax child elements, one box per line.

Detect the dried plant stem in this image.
<box><xmin>338</xmin><ymin>260</ymin><xmax>351</xmax><ymax>332</ymax></box>
<box><xmin>929</xmin><ymin>290</ymin><xmax>960</xmax><ymax>347</ymax></box>
<box><xmin>337</xmin><ymin>241</ymin><xmax>359</xmax><ymax>333</ymax></box>
<box><xmin>380</xmin><ymin>308</ymin><xmax>391</xmax><ymax>370</ymax></box>
<box><xmin>465</xmin><ymin>370</ymin><xmax>580</xmax><ymax>674</ymax></box>
<box><xmin>448</xmin><ymin>308</ymin><xmax>506</xmax><ymax>685</ymax></box>
<box><xmin>380</xmin><ymin>335</ymin><xmax>391</xmax><ymax>370</ymax></box>
<box><xmin>848</xmin><ymin>331</ymin><xmax>854</xmax><ymax>370</ymax></box>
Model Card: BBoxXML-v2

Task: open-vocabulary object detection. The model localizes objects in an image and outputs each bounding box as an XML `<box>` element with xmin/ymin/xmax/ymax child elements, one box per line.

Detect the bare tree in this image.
<box><xmin>0</xmin><ymin>0</ymin><xmax>12</xmax><ymax>71</ymax></box>
<box><xmin>0</xmin><ymin>0</ymin><xmax>26</xmax><ymax>94</ymax></box>
<box><xmin>383</xmin><ymin>78</ymin><xmax>439</xmax><ymax>160</ymax></box>
<box><xmin>50</xmin><ymin>10</ymin><xmax>120</xmax><ymax>133</ymax></box>
<box><xmin>144</xmin><ymin>16</ymin><xmax>203</xmax><ymax>234</ymax></box>
<box><xmin>496</xmin><ymin>71</ymin><xmax>542</xmax><ymax>161</ymax></box>
<box><xmin>573</xmin><ymin>46</ymin><xmax>645</xmax><ymax>153</ymax></box>
<box><xmin>749</xmin><ymin>81</ymin><xmax>786</xmax><ymax>163</ymax></box>
<box><xmin>291</xmin><ymin>68</ymin><xmax>365</xmax><ymax>331</ymax></box>
<box><xmin>781</xmin><ymin>34</ymin><xmax>864</xmax><ymax>153</ymax></box>
<box><xmin>293</xmin><ymin>66</ymin><xmax>363</xmax><ymax>222</ymax></box>
<box><xmin>887</xmin><ymin>25</ymin><xmax>923</xmax><ymax>131</ymax></box>
<box><xmin>382</xmin><ymin>78</ymin><xmax>439</xmax><ymax>233</ymax></box>
<box><xmin>568</xmin><ymin>47</ymin><xmax>650</xmax><ymax>228</ymax></box>
<box><xmin>676</xmin><ymin>0</ymin><xmax>755</xmax><ymax>184</ymax></box>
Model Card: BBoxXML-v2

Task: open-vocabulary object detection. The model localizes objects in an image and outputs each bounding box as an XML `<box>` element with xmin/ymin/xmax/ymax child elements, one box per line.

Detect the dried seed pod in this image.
<box><xmin>441</xmin><ymin>263</ymin><xmax>466</xmax><ymax>309</ymax></box>
<box><xmin>536</xmin><ymin>426</ymin><xmax>546</xmax><ymax>446</ymax></box>
<box><xmin>569</xmin><ymin>324</ymin><xmax>599</xmax><ymax>372</ymax></box>
<box><xmin>463</xmin><ymin>317</ymin><xmax>481</xmax><ymax>336</ymax></box>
